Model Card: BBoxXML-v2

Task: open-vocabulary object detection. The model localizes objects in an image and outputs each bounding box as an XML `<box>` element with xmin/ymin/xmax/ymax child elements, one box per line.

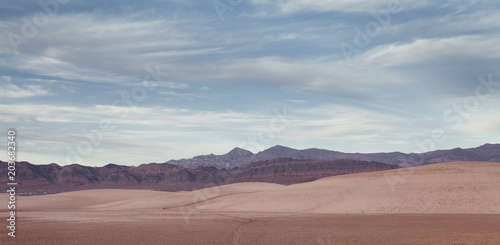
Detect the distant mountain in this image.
<box><xmin>230</xmin><ymin>158</ymin><xmax>399</xmax><ymax>185</ymax></box>
<box><xmin>0</xmin><ymin>158</ymin><xmax>397</xmax><ymax>195</ymax></box>
<box><xmin>166</xmin><ymin>147</ymin><xmax>254</xmax><ymax>169</ymax></box>
<box><xmin>2</xmin><ymin>143</ymin><xmax>498</xmax><ymax>195</ymax></box>
<box><xmin>168</xmin><ymin>143</ymin><xmax>500</xmax><ymax>169</ymax></box>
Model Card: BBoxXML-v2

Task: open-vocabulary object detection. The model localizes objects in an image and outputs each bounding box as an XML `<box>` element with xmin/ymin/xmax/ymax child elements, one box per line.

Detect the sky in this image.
<box><xmin>0</xmin><ymin>0</ymin><xmax>499</xmax><ymax>167</ymax></box>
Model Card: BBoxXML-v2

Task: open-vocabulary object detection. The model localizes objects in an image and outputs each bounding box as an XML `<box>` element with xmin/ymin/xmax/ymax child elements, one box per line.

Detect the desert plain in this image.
<box><xmin>1</xmin><ymin>161</ymin><xmax>500</xmax><ymax>244</ymax></box>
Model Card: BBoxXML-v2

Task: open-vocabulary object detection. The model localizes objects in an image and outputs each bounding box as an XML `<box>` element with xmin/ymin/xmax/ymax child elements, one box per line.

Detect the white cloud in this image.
<box><xmin>0</xmin><ymin>103</ymin><xmax>266</xmax><ymax>128</ymax></box>
<box><xmin>0</xmin><ymin>12</ymin><xmax>216</xmax><ymax>82</ymax></box>
<box><xmin>173</xmin><ymin>56</ymin><xmax>415</xmax><ymax>99</ymax></box>
<box><xmin>249</xmin><ymin>0</ymin><xmax>426</xmax><ymax>16</ymax></box>
<box><xmin>0</xmin><ymin>102</ymin><xmax>410</xmax><ymax>142</ymax></box>
<box><xmin>360</xmin><ymin>35</ymin><xmax>500</xmax><ymax>66</ymax></box>
<box><xmin>2</xmin><ymin>4</ymin><xmax>497</xmax><ymax>100</ymax></box>
<box><xmin>0</xmin><ymin>76</ymin><xmax>52</xmax><ymax>98</ymax></box>
<box><xmin>0</xmin><ymin>55</ymin><xmax>136</xmax><ymax>85</ymax></box>
<box><xmin>384</xmin><ymin>8</ymin><xmax>500</xmax><ymax>38</ymax></box>
<box><xmin>290</xmin><ymin>104</ymin><xmax>408</xmax><ymax>139</ymax></box>
<box><xmin>458</xmin><ymin>97</ymin><xmax>500</xmax><ymax>133</ymax></box>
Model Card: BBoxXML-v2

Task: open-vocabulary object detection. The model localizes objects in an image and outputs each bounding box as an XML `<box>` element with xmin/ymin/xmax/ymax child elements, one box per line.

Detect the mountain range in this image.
<box><xmin>1</xmin><ymin>143</ymin><xmax>498</xmax><ymax>195</ymax></box>
<box><xmin>167</xmin><ymin>143</ymin><xmax>500</xmax><ymax>168</ymax></box>
<box><xmin>0</xmin><ymin>158</ymin><xmax>397</xmax><ymax>195</ymax></box>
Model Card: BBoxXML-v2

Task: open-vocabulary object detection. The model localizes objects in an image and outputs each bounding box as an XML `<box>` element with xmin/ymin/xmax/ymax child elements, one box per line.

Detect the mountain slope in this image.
<box><xmin>0</xmin><ymin>158</ymin><xmax>396</xmax><ymax>195</ymax></box>
<box><xmin>230</xmin><ymin>158</ymin><xmax>398</xmax><ymax>185</ymax></box>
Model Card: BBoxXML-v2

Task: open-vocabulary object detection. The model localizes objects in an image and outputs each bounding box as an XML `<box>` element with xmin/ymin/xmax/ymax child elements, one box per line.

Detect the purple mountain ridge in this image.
<box><xmin>167</xmin><ymin>143</ymin><xmax>500</xmax><ymax>169</ymax></box>
<box><xmin>0</xmin><ymin>159</ymin><xmax>397</xmax><ymax>195</ymax></box>
<box><xmin>1</xmin><ymin>143</ymin><xmax>498</xmax><ymax>195</ymax></box>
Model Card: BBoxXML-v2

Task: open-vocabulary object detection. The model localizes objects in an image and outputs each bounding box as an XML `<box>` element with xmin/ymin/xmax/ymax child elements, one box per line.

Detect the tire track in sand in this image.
<box><xmin>233</xmin><ymin>219</ymin><xmax>254</xmax><ymax>245</ymax></box>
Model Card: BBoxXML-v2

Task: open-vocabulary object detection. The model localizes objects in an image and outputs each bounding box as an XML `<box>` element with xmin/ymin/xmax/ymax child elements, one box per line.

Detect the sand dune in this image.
<box><xmin>1</xmin><ymin>182</ymin><xmax>285</xmax><ymax>212</ymax></box>
<box><xmin>194</xmin><ymin>161</ymin><xmax>500</xmax><ymax>214</ymax></box>
<box><xmin>2</xmin><ymin>161</ymin><xmax>498</xmax><ymax>214</ymax></box>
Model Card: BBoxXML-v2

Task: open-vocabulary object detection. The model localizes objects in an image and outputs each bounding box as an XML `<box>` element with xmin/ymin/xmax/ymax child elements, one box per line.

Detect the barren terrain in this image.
<box><xmin>1</xmin><ymin>162</ymin><xmax>500</xmax><ymax>244</ymax></box>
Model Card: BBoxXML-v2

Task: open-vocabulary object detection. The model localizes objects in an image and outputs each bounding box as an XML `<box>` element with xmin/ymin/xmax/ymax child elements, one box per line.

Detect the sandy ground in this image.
<box><xmin>1</xmin><ymin>161</ymin><xmax>500</xmax><ymax>244</ymax></box>
<box><xmin>1</xmin><ymin>212</ymin><xmax>500</xmax><ymax>244</ymax></box>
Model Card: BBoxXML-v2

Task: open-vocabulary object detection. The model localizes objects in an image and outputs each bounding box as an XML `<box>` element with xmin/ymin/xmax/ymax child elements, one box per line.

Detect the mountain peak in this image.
<box><xmin>478</xmin><ymin>143</ymin><xmax>500</xmax><ymax>149</ymax></box>
<box><xmin>226</xmin><ymin>147</ymin><xmax>253</xmax><ymax>158</ymax></box>
<box><xmin>263</xmin><ymin>145</ymin><xmax>296</xmax><ymax>153</ymax></box>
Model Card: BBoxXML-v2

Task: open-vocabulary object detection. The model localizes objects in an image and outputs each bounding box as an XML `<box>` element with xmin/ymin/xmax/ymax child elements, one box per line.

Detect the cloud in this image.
<box><xmin>248</xmin><ymin>0</ymin><xmax>426</xmax><ymax>16</ymax></box>
<box><xmin>1</xmin><ymin>0</ymin><xmax>499</xmax><ymax>165</ymax></box>
<box><xmin>0</xmin><ymin>103</ymin><xmax>265</xmax><ymax>128</ymax></box>
<box><xmin>0</xmin><ymin>11</ymin><xmax>215</xmax><ymax>79</ymax></box>
<box><xmin>171</xmin><ymin>55</ymin><xmax>416</xmax><ymax>101</ymax></box>
<box><xmin>158</xmin><ymin>91</ymin><xmax>214</xmax><ymax>100</ymax></box>
<box><xmin>384</xmin><ymin>8</ymin><xmax>500</xmax><ymax>39</ymax></box>
<box><xmin>0</xmin><ymin>55</ymin><xmax>136</xmax><ymax>85</ymax></box>
<box><xmin>1</xmin><ymin>1</ymin><xmax>497</xmax><ymax>102</ymax></box>
<box><xmin>0</xmin><ymin>102</ymin><xmax>411</xmax><ymax>141</ymax></box>
<box><xmin>0</xmin><ymin>76</ymin><xmax>53</xmax><ymax>98</ymax></box>
<box><xmin>290</xmin><ymin>103</ymin><xmax>409</xmax><ymax>139</ymax></box>
<box><xmin>360</xmin><ymin>35</ymin><xmax>500</xmax><ymax>66</ymax></box>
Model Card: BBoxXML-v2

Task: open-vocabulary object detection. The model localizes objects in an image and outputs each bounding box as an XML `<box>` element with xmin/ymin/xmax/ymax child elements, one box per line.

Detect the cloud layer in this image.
<box><xmin>0</xmin><ymin>0</ymin><xmax>499</xmax><ymax>166</ymax></box>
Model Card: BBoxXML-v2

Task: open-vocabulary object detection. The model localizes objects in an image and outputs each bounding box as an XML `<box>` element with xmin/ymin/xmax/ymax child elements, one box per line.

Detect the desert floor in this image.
<box><xmin>2</xmin><ymin>211</ymin><xmax>500</xmax><ymax>244</ymax></box>
<box><xmin>1</xmin><ymin>162</ymin><xmax>500</xmax><ymax>244</ymax></box>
